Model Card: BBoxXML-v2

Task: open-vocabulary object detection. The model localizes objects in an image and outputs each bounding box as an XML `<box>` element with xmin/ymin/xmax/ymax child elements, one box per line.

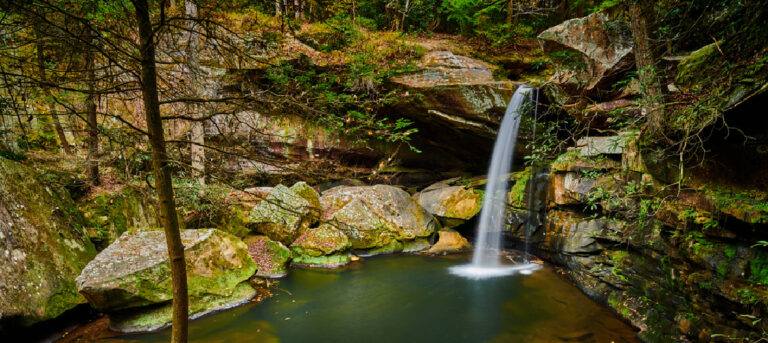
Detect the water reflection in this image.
<box><xmin>94</xmin><ymin>254</ymin><xmax>637</xmax><ymax>343</ymax></box>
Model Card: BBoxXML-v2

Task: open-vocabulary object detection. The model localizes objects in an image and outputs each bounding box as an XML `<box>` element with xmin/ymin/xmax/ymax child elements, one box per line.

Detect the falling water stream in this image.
<box><xmin>450</xmin><ymin>85</ymin><xmax>541</xmax><ymax>280</ymax></box>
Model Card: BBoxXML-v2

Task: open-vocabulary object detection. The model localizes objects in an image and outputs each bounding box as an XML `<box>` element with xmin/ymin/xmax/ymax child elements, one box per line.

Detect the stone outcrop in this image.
<box><xmin>538</xmin><ymin>12</ymin><xmax>633</xmax><ymax>97</ymax></box>
<box><xmin>415</xmin><ymin>183</ymin><xmax>483</xmax><ymax>229</ymax></box>
<box><xmin>388</xmin><ymin>50</ymin><xmax>525</xmax><ymax>171</ymax></box>
<box><xmin>76</xmin><ymin>229</ymin><xmax>256</xmax><ymax>332</ymax></box>
<box><xmin>508</xmin><ymin>144</ymin><xmax>768</xmax><ymax>341</ymax></box>
<box><xmin>249</xmin><ymin>182</ymin><xmax>322</xmax><ymax>245</ymax></box>
<box><xmin>320</xmin><ymin>185</ymin><xmax>439</xmax><ymax>251</ymax></box>
<box><xmin>0</xmin><ymin>158</ymin><xmax>97</xmax><ymax>330</ymax></box>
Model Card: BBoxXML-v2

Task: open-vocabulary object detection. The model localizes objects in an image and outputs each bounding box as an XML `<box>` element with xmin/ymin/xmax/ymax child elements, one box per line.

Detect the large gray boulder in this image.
<box><xmin>0</xmin><ymin>158</ymin><xmax>97</xmax><ymax>330</ymax></box>
<box><xmin>76</xmin><ymin>229</ymin><xmax>256</xmax><ymax>332</ymax></box>
<box><xmin>249</xmin><ymin>182</ymin><xmax>321</xmax><ymax>245</ymax></box>
<box><xmin>320</xmin><ymin>185</ymin><xmax>439</xmax><ymax>249</ymax></box>
<box><xmin>414</xmin><ymin>183</ymin><xmax>482</xmax><ymax>229</ymax></box>
<box><xmin>538</xmin><ymin>12</ymin><xmax>633</xmax><ymax>96</ymax></box>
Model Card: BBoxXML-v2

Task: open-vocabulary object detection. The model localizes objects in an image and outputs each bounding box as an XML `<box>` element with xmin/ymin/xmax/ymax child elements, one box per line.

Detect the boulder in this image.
<box><xmin>249</xmin><ymin>182</ymin><xmax>321</xmax><ymax>245</ymax></box>
<box><xmin>0</xmin><ymin>158</ymin><xmax>97</xmax><ymax>330</ymax></box>
<box><xmin>82</xmin><ymin>187</ymin><xmax>160</xmax><ymax>247</ymax></box>
<box><xmin>76</xmin><ymin>229</ymin><xmax>256</xmax><ymax>314</ymax></box>
<box><xmin>427</xmin><ymin>230</ymin><xmax>470</xmax><ymax>254</ymax></box>
<box><xmin>538</xmin><ymin>12</ymin><xmax>633</xmax><ymax>96</ymax></box>
<box><xmin>402</xmin><ymin>238</ymin><xmax>432</xmax><ymax>253</ymax></box>
<box><xmin>320</xmin><ymin>185</ymin><xmax>439</xmax><ymax>249</ymax></box>
<box><xmin>291</xmin><ymin>224</ymin><xmax>350</xmax><ymax>256</ymax></box>
<box><xmin>109</xmin><ymin>281</ymin><xmax>256</xmax><ymax>333</ymax></box>
<box><xmin>244</xmin><ymin>235</ymin><xmax>292</xmax><ymax>278</ymax></box>
<box><xmin>415</xmin><ymin>184</ymin><xmax>482</xmax><ymax>229</ymax></box>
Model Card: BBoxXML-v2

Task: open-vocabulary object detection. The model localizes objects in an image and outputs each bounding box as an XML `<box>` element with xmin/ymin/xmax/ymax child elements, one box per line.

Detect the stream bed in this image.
<box><xmin>73</xmin><ymin>254</ymin><xmax>639</xmax><ymax>343</ymax></box>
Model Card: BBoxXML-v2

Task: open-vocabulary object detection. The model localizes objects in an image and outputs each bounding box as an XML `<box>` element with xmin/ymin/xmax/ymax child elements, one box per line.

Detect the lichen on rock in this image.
<box><xmin>76</xmin><ymin>229</ymin><xmax>256</xmax><ymax>314</ymax></box>
<box><xmin>0</xmin><ymin>157</ymin><xmax>97</xmax><ymax>330</ymax></box>
<box><xmin>320</xmin><ymin>185</ymin><xmax>439</xmax><ymax>249</ymax></box>
<box><xmin>249</xmin><ymin>182</ymin><xmax>321</xmax><ymax>245</ymax></box>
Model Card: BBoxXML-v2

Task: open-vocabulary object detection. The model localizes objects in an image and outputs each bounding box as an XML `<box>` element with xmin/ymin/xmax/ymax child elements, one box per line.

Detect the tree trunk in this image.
<box><xmin>35</xmin><ymin>31</ymin><xmax>72</xmax><ymax>154</ymax></box>
<box><xmin>85</xmin><ymin>45</ymin><xmax>100</xmax><ymax>186</ymax></box>
<box><xmin>132</xmin><ymin>1</ymin><xmax>189</xmax><ymax>342</ymax></box>
<box><xmin>629</xmin><ymin>1</ymin><xmax>664</xmax><ymax>135</ymax></box>
<box><xmin>400</xmin><ymin>0</ymin><xmax>410</xmax><ymax>32</ymax></box>
<box><xmin>185</xmin><ymin>0</ymin><xmax>205</xmax><ymax>187</ymax></box>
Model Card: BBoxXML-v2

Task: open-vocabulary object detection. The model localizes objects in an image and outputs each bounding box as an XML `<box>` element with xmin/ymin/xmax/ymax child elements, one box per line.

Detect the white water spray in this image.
<box><xmin>450</xmin><ymin>85</ymin><xmax>541</xmax><ymax>280</ymax></box>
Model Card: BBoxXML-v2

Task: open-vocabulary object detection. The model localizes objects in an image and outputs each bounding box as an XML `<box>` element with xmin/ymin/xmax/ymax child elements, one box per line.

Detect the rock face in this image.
<box><xmin>0</xmin><ymin>158</ymin><xmax>97</xmax><ymax>330</ymax></box>
<box><xmin>538</xmin><ymin>12</ymin><xmax>633</xmax><ymax>97</ymax></box>
<box><xmin>320</xmin><ymin>185</ymin><xmax>439</xmax><ymax>250</ymax></box>
<box><xmin>509</xmin><ymin>145</ymin><xmax>768</xmax><ymax>341</ymax></box>
<box><xmin>76</xmin><ymin>229</ymin><xmax>256</xmax><ymax>331</ymax></box>
<box><xmin>415</xmin><ymin>183</ymin><xmax>482</xmax><ymax>229</ymax></box>
<box><xmin>250</xmin><ymin>182</ymin><xmax>321</xmax><ymax>245</ymax></box>
<box><xmin>388</xmin><ymin>50</ymin><xmax>523</xmax><ymax>171</ymax></box>
<box><xmin>244</xmin><ymin>235</ymin><xmax>292</xmax><ymax>278</ymax></box>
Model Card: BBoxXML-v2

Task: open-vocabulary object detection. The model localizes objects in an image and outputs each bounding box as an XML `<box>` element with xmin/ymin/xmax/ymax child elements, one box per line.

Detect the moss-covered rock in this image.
<box><xmin>109</xmin><ymin>281</ymin><xmax>256</xmax><ymax>333</ymax></box>
<box><xmin>355</xmin><ymin>239</ymin><xmax>405</xmax><ymax>257</ymax></box>
<box><xmin>244</xmin><ymin>235</ymin><xmax>292</xmax><ymax>278</ymax></box>
<box><xmin>415</xmin><ymin>184</ymin><xmax>482</xmax><ymax>229</ymax></box>
<box><xmin>76</xmin><ymin>229</ymin><xmax>256</xmax><ymax>312</ymax></box>
<box><xmin>402</xmin><ymin>238</ymin><xmax>432</xmax><ymax>253</ymax></box>
<box><xmin>214</xmin><ymin>203</ymin><xmax>253</xmax><ymax>238</ymax></box>
<box><xmin>0</xmin><ymin>157</ymin><xmax>97</xmax><ymax>330</ymax></box>
<box><xmin>320</xmin><ymin>185</ymin><xmax>439</xmax><ymax>249</ymax></box>
<box><xmin>290</xmin><ymin>224</ymin><xmax>351</xmax><ymax>257</ymax></box>
<box><xmin>81</xmin><ymin>187</ymin><xmax>160</xmax><ymax>247</ymax></box>
<box><xmin>291</xmin><ymin>253</ymin><xmax>351</xmax><ymax>268</ymax></box>
<box><xmin>249</xmin><ymin>182</ymin><xmax>321</xmax><ymax>245</ymax></box>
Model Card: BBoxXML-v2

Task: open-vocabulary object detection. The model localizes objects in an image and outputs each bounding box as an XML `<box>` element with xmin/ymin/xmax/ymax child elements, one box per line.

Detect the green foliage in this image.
<box><xmin>0</xmin><ymin>149</ymin><xmax>27</xmax><ymax>161</ymax></box>
<box><xmin>265</xmin><ymin>25</ymin><xmax>423</xmax><ymax>150</ymax></box>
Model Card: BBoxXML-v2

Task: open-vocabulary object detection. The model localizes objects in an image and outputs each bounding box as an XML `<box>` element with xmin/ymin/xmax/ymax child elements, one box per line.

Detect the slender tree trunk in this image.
<box><xmin>132</xmin><ymin>1</ymin><xmax>189</xmax><ymax>342</ymax></box>
<box><xmin>35</xmin><ymin>31</ymin><xmax>72</xmax><ymax>154</ymax></box>
<box><xmin>629</xmin><ymin>1</ymin><xmax>664</xmax><ymax>135</ymax></box>
<box><xmin>400</xmin><ymin>0</ymin><xmax>410</xmax><ymax>32</ymax></box>
<box><xmin>185</xmin><ymin>0</ymin><xmax>205</xmax><ymax>187</ymax></box>
<box><xmin>85</xmin><ymin>46</ymin><xmax>100</xmax><ymax>186</ymax></box>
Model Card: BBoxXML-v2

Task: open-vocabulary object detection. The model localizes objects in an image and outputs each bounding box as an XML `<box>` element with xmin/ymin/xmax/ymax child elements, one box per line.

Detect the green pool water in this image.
<box><xmin>97</xmin><ymin>254</ymin><xmax>638</xmax><ymax>343</ymax></box>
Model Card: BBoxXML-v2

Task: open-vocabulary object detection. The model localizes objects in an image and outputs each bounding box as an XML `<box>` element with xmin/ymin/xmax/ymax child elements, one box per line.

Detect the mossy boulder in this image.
<box><xmin>403</xmin><ymin>238</ymin><xmax>432</xmax><ymax>253</ymax></box>
<box><xmin>415</xmin><ymin>184</ymin><xmax>482</xmax><ymax>229</ymax></box>
<box><xmin>249</xmin><ymin>182</ymin><xmax>321</xmax><ymax>245</ymax></box>
<box><xmin>82</xmin><ymin>187</ymin><xmax>160</xmax><ymax>247</ymax></box>
<box><xmin>291</xmin><ymin>224</ymin><xmax>351</xmax><ymax>257</ymax></box>
<box><xmin>0</xmin><ymin>157</ymin><xmax>97</xmax><ymax>330</ymax></box>
<box><xmin>244</xmin><ymin>235</ymin><xmax>292</xmax><ymax>278</ymax></box>
<box><xmin>76</xmin><ymin>229</ymin><xmax>256</xmax><ymax>313</ymax></box>
<box><xmin>109</xmin><ymin>281</ymin><xmax>256</xmax><ymax>333</ymax></box>
<box><xmin>291</xmin><ymin>253</ymin><xmax>351</xmax><ymax>268</ymax></box>
<box><xmin>355</xmin><ymin>240</ymin><xmax>405</xmax><ymax>257</ymax></box>
<box><xmin>320</xmin><ymin>185</ymin><xmax>439</xmax><ymax>249</ymax></box>
<box><xmin>214</xmin><ymin>203</ymin><xmax>254</xmax><ymax>238</ymax></box>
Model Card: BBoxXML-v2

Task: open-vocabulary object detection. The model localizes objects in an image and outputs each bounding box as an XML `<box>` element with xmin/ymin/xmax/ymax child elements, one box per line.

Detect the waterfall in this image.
<box><xmin>450</xmin><ymin>85</ymin><xmax>541</xmax><ymax>280</ymax></box>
